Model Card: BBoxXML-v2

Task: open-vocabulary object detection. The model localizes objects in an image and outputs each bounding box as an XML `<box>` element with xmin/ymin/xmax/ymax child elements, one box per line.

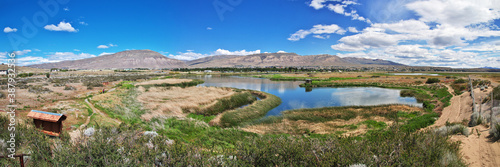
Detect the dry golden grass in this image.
<box><xmin>137</xmin><ymin>86</ymin><xmax>234</xmax><ymax>119</ymax></box>
<box><xmin>135</xmin><ymin>78</ymin><xmax>192</xmax><ymax>86</ymax></box>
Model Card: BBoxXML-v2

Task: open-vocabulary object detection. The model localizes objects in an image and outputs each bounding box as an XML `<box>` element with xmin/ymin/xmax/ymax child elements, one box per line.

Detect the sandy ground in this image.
<box><xmin>432</xmin><ymin>81</ymin><xmax>499</xmax><ymax>167</ymax></box>
<box><xmin>433</xmin><ymin>85</ymin><xmax>474</xmax><ymax>127</ymax></box>
<box><xmin>451</xmin><ymin>125</ymin><xmax>500</xmax><ymax>167</ymax></box>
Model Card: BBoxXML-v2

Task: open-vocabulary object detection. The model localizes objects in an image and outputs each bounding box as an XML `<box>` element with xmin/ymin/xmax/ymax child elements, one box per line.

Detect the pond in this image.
<box><xmin>189</xmin><ymin>75</ymin><xmax>422</xmax><ymax>116</ymax></box>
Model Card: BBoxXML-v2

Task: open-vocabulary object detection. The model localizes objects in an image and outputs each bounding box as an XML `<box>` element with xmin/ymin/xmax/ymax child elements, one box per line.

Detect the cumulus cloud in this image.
<box><xmin>3</xmin><ymin>27</ymin><xmax>17</xmax><ymax>33</ymax></box>
<box><xmin>44</xmin><ymin>21</ymin><xmax>77</xmax><ymax>32</ymax></box>
<box><xmin>207</xmin><ymin>27</ymin><xmax>213</xmax><ymax>30</ymax></box>
<box><xmin>331</xmin><ymin>18</ymin><xmax>500</xmax><ymax>51</ymax></box>
<box><xmin>168</xmin><ymin>49</ymin><xmax>262</xmax><ymax>61</ymax></box>
<box><xmin>309</xmin><ymin>0</ymin><xmax>371</xmax><ymax>23</ymax></box>
<box><xmin>337</xmin><ymin>45</ymin><xmax>500</xmax><ymax>68</ymax></box>
<box><xmin>97</xmin><ymin>44</ymin><xmax>118</xmax><ymax>49</ymax></box>
<box><xmin>17</xmin><ymin>52</ymin><xmax>96</xmax><ymax>66</ymax></box>
<box><xmin>288</xmin><ymin>24</ymin><xmax>345</xmax><ymax>41</ymax></box>
<box><xmin>348</xmin><ymin>27</ymin><xmax>358</xmax><ymax>33</ymax></box>
<box><xmin>406</xmin><ymin>0</ymin><xmax>500</xmax><ymax>27</ymax></box>
<box><xmin>14</xmin><ymin>49</ymin><xmax>32</xmax><ymax>56</ymax></box>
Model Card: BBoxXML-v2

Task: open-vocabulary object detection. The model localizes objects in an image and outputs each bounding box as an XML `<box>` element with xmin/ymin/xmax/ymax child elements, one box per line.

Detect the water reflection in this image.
<box><xmin>189</xmin><ymin>76</ymin><xmax>422</xmax><ymax>116</ymax></box>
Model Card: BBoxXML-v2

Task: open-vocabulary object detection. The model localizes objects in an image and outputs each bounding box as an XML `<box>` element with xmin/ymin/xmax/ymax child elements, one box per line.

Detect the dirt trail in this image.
<box><xmin>432</xmin><ymin>80</ymin><xmax>499</xmax><ymax>167</ymax></box>
<box><xmin>451</xmin><ymin>125</ymin><xmax>500</xmax><ymax>167</ymax></box>
<box><xmin>84</xmin><ymin>98</ymin><xmax>121</xmax><ymax>124</ymax></box>
<box><xmin>432</xmin><ymin>84</ymin><xmax>472</xmax><ymax>127</ymax></box>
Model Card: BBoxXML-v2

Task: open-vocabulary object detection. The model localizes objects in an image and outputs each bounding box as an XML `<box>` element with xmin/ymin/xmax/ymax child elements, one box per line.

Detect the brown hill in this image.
<box><xmin>28</xmin><ymin>50</ymin><xmax>187</xmax><ymax>69</ymax></box>
<box><xmin>188</xmin><ymin>53</ymin><xmax>404</xmax><ymax>67</ymax></box>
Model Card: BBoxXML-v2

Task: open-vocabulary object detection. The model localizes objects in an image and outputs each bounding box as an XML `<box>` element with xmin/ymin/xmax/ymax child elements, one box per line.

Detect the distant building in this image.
<box><xmin>27</xmin><ymin>110</ymin><xmax>67</xmax><ymax>136</ymax></box>
<box><xmin>204</xmin><ymin>70</ymin><xmax>212</xmax><ymax>73</ymax></box>
<box><xmin>0</xmin><ymin>70</ymin><xmax>7</xmax><ymax>75</ymax></box>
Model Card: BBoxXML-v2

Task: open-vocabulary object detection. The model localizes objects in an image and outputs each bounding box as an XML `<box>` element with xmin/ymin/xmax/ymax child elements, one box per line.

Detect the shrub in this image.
<box><xmin>453</xmin><ymin>78</ymin><xmax>467</xmax><ymax>84</ymax></box>
<box><xmin>434</xmin><ymin>124</ymin><xmax>469</xmax><ymax>137</ymax></box>
<box><xmin>401</xmin><ymin>113</ymin><xmax>439</xmax><ymax>132</ymax></box>
<box><xmin>426</xmin><ymin>78</ymin><xmax>440</xmax><ymax>84</ymax></box>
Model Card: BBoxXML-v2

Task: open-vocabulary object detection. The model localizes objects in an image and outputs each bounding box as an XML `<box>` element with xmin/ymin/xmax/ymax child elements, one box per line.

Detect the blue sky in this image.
<box><xmin>1</xmin><ymin>0</ymin><xmax>499</xmax><ymax>68</ymax></box>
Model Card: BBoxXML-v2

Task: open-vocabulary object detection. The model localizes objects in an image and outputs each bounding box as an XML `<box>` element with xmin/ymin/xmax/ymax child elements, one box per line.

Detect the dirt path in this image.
<box><xmin>433</xmin><ymin>79</ymin><xmax>500</xmax><ymax>167</ymax></box>
<box><xmin>432</xmin><ymin>84</ymin><xmax>472</xmax><ymax>127</ymax></box>
<box><xmin>84</xmin><ymin>98</ymin><xmax>121</xmax><ymax>124</ymax></box>
<box><xmin>451</xmin><ymin>125</ymin><xmax>500</xmax><ymax>167</ymax></box>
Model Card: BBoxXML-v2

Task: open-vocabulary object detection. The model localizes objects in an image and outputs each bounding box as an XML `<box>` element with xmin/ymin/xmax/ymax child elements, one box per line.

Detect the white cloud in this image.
<box><xmin>99</xmin><ymin>52</ymin><xmax>114</xmax><ymax>56</ymax></box>
<box><xmin>313</xmin><ymin>35</ymin><xmax>331</xmax><ymax>39</ymax></box>
<box><xmin>63</xmin><ymin>7</ymin><xmax>69</xmax><ymax>11</ymax></box>
<box><xmin>406</xmin><ymin>0</ymin><xmax>500</xmax><ymax>27</ymax></box>
<box><xmin>97</xmin><ymin>45</ymin><xmax>109</xmax><ymax>49</ymax></box>
<box><xmin>14</xmin><ymin>49</ymin><xmax>32</xmax><ymax>56</ymax></box>
<box><xmin>327</xmin><ymin>4</ymin><xmax>345</xmax><ymax>14</ymax></box>
<box><xmin>212</xmin><ymin>49</ymin><xmax>261</xmax><ymax>56</ymax></box>
<box><xmin>337</xmin><ymin>45</ymin><xmax>500</xmax><ymax>68</ymax></box>
<box><xmin>17</xmin><ymin>52</ymin><xmax>96</xmax><ymax>66</ymax></box>
<box><xmin>348</xmin><ymin>27</ymin><xmax>358</xmax><ymax>33</ymax></box>
<box><xmin>74</xmin><ymin>49</ymin><xmax>80</xmax><ymax>52</ymax></box>
<box><xmin>0</xmin><ymin>52</ymin><xmax>7</xmax><ymax>58</ymax></box>
<box><xmin>79</xmin><ymin>21</ymin><xmax>88</xmax><ymax>26</ymax></box>
<box><xmin>309</xmin><ymin>0</ymin><xmax>333</xmax><ymax>10</ymax></box>
<box><xmin>331</xmin><ymin>18</ymin><xmax>500</xmax><ymax>51</ymax></box>
<box><xmin>3</xmin><ymin>27</ymin><xmax>17</xmax><ymax>33</ymax></box>
<box><xmin>207</xmin><ymin>27</ymin><xmax>213</xmax><ymax>30</ymax></box>
<box><xmin>309</xmin><ymin>0</ymin><xmax>371</xmax><ymax>23</ymax></box>
<box><xmin>97</xmin><ymin>44</ymin><xmax>117</xmax><ymax>49</ymax></box>
<box><xmin>44</xmin><ymin>21</ymin><xmax>77</xmax><ymax>32</ymax></box>
<box><xmin>288</xmin><ymin>24</ymin><xmax>345</xmax><ymax>41</ymax></box>
<box><xmin>277</xmin><ymin>50</ymin><xmax>287</xmax><ymax>53</ymax></box>
<box><xmin>168</xmin><ymin>49</ymin><xmax>262</xmax><ymax>61</ymax></box>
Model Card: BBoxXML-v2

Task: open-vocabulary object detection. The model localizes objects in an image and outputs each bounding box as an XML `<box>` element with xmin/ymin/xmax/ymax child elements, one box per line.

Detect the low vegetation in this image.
<box><xmin>0</xmin><ymin>114</ymin><xmax>466</xmax><ymax>166</ymax></box>
<box><xmin>196</xmin><ymin>91</ymin><xmax>257</xmax><ymax>116</ymax></box>
<box><xmin>219</xmin><ymin>92</ymin><xmax>281</xmax><ymax>127</ymax></box>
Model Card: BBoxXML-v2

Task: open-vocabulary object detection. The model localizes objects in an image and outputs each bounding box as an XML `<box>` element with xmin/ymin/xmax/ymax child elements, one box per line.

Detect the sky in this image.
<box><xmin>1</xmin><ymin>0</ymin><xmax>499</xmax><ymax>68</ymax></box>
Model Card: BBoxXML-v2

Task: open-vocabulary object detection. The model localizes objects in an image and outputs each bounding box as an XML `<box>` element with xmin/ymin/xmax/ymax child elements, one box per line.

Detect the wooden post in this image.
<box><xmin>19</xmin><ymin>155</ymin><xmax>24</xmax><ymax>167</ymax></box>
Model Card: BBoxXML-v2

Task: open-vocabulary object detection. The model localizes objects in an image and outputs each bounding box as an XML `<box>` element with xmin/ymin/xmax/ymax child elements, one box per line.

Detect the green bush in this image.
<box><xmin>426</xmin><ymin>78</ymin><xmax>440</xmax><ymax>84</ymax></box>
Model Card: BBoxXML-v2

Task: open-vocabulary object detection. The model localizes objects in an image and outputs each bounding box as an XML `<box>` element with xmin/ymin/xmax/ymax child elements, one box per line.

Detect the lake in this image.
<box><xmin>190</xmin><ymin>75</ymin><xmax>422</xmax><ymax>116</ymax></box>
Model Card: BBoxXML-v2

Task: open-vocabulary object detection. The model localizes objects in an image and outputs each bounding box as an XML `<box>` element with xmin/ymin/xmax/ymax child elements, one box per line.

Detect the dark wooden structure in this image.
<box><xmin>27</xmin><ymin>110</ymin><xmax>67</xmax><ymax>136</ymax></box>
<box><xmin>305</xmin><ymin>79</ymin><xmax>312</xmax><ymax>84</ymax></box>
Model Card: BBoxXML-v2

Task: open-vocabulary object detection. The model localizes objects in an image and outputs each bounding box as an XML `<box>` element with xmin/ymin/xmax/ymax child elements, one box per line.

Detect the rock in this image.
<box><xmin>84</xmin><ymin>127</ymin><xmax>95</xmax><ymax>137</ymax></box>
<box><xmin>143</xmin><ymin>131</ymin><xmax>158</xmax><ymax>138</ymax></box>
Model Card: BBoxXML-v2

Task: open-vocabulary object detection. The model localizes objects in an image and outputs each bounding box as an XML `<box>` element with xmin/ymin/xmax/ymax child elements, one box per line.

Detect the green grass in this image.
<box><xmin>197</xmin><ymin>91</ymin><xmax>257</xmax><ymax>116</ymax></box>
<box><xmin>219</xmin><ymin>92</ymin><xmax>281</xmax><ymax>127</ymax></box>
<box><xmin>139</xmin><ymin>79</ymin><xmax>204</xmax><ymax>88</ymax></box>
<box><xmin>91</xmin><ymin>88</ymin><xmax>146</xmax><ymax>125</ymax></box>
<box><xmin>401</xmin><ymin>112</ymin><xmax>439</xmax><ymax>132</ymax></box>
<box><xmin>187</xmin><ymin>113</ymin><xmax>215</xmax><ymax>123</ymax></box>
<box><xmin>363</xmin><ymin>120</ymin><xmax>387</xmax><ymax>129</ymax></box>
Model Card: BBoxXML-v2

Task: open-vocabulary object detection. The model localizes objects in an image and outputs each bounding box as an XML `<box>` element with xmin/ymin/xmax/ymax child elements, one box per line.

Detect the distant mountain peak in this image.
<box><xmin>28</xmin><ymin>50</ymin><xmax>406</xmax><ymax>69</ymax></box>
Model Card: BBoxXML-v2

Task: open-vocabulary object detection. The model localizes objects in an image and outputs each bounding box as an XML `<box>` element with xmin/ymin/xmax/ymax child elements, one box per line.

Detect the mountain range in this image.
<box><xmin>28</xmin><ymin>50</ymin><xmax>405</xmax><ymax>69</ymax></box>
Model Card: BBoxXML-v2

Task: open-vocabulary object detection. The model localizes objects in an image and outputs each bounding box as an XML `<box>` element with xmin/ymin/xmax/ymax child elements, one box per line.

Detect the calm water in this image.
<box><xmin>190</xmin><ymin>75</ymin><xmax>422</xmax><ymax>116</ymax></box>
